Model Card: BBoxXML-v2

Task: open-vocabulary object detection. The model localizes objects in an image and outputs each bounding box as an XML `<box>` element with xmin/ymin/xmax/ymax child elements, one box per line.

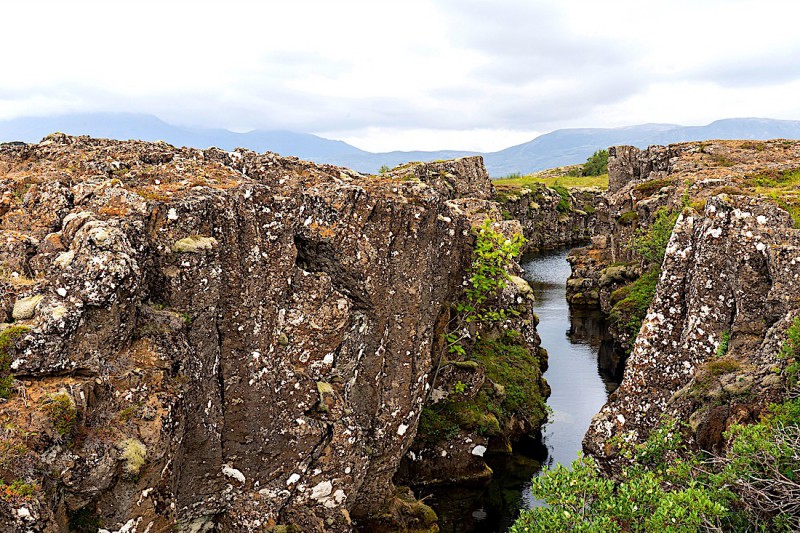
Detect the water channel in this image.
<box><xmin>427</xmin><ymin>247</ymin><xmax>625</xmax><ymax>532</ymax></box>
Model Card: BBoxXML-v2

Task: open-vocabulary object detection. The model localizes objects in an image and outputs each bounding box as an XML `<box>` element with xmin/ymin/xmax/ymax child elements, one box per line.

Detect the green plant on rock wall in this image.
<box><xmin>445</xmin><ymin>219</ymin><xmax>526</xmax><ymax>357</ymax></box>
<box><xmin>0</xmin><ymin>326</ymin><xmax>29</xmax><ymax>399</ymax></box>
<box><xmin>779</xmin><ymin>316</ymin><xmax>800</xmax><ymax>388</ymax></box>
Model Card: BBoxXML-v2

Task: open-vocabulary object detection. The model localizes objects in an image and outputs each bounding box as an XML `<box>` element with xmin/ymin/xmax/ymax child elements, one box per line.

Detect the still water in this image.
<box><xmin>426</xmin><ymin>248</ymin><xmax>624</xmax><ymax>532</ymax></box>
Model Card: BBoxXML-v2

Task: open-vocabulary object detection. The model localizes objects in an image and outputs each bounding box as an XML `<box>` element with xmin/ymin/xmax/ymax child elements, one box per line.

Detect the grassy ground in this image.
<box><xmin>493</xmin><ymin>171</ymin><xmax>608</xmax><ymax>190</ymax></box>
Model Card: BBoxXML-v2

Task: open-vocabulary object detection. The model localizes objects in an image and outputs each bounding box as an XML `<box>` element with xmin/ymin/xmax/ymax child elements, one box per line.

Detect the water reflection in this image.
<box><xmin>568</xmin><ymin>307</ymin><xmax>624</xmax><ymax>394</ymax></box>
<box><xmin>423</xmin><ymin>248</ymin><xmax>625</xmax><ymax>532</ymax></box>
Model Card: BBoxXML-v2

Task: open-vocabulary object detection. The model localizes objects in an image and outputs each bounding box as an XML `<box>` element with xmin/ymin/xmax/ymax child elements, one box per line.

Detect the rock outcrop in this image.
<box><xmin>0</xmin><ymin>135</ymin><xmax>525</xmax><ymax>532</ymax></box>
<box><xmin>495</xmin><ymin>183</ymin><xmax>601</xmax><ymax>254</ymax></box>
<box><xmin>578</xmin><ymin>140</ymin><xmax>800</xmax><ymax>467</ymax></box>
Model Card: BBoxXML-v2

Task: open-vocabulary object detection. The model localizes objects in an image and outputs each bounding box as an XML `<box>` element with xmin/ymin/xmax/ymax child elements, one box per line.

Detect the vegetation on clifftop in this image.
<box><xmin>494</xmin><ymin>172</ymin><xmax>608</xmax><ymax>192</ymax></box>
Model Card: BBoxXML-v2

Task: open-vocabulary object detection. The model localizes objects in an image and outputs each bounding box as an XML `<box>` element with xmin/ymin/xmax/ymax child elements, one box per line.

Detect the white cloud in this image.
<box><xmin>1</xmin><ymin>0</ymin><xmax>800</xmax><ymax>151</ymax></box>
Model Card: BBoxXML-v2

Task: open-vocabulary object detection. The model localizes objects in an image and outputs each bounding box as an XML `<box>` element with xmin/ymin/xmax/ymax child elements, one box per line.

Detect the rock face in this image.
<box><xmin>0</xmin><ymin>135</ymin><xmax>511</xmax><ymax>532</ymax></box>
<box><xmin>495</xmin><ymin>183</ymin><xmax>601</xmax><ymax>254</ymax></box>
<box><xmin>579</xmin><ymin>140</ymin><xmax>800</xmax><ymax>467</ymax></box>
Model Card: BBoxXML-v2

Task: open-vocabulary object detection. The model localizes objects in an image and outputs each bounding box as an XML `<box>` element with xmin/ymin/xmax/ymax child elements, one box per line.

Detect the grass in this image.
<box><xmin>494</xmin><ymin>172</ymin><xmax>608</xmax><ymax>191</ymax></box>
<box><xmin>741</xmin><ymin>168</ymin><xmax>800</xmax><ymax>228</ymax></box>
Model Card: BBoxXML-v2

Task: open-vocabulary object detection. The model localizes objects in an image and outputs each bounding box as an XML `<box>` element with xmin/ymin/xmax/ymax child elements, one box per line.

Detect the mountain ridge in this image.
<box><xmin>2</xmin><ymin>113</ymin><xmax>800</xmax><ymax>176</ymax></box>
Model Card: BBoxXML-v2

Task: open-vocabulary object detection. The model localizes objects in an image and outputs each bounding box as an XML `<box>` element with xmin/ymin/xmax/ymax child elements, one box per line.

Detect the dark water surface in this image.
<box><xmin>426</xmin><ymin>248</ymin><xmax>624</xmax><ymax>532</ymax></box>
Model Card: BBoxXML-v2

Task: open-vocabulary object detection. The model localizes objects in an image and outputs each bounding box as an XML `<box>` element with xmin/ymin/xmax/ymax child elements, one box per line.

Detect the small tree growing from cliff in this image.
<box><xmin>445</xmin><ymin>220</ymin><xmax>526</xmax><ymax>354</ymax></box>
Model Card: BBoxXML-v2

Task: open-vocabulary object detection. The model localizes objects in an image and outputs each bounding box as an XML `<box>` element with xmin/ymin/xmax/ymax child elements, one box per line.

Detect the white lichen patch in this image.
<box><xmin>222</xmin><ymin>464</ymin><xmax>246</xmax><ymax>483</ymax></box>
<box><xmin>471</xmin><ymin>445</ymin><xmax>487</xmax><ymax>457</ymax></box>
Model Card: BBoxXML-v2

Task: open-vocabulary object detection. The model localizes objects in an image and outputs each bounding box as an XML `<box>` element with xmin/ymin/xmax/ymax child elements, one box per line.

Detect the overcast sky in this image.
<box><xmin>2</xmin><ymin>0</ymin><xmax>800</xmax><ymax>151</ymax></box>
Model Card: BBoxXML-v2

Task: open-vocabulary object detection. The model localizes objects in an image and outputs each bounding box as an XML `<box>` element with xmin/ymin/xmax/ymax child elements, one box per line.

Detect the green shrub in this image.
<box><xmin>512</xmin><ymin>422</ymin><xmax>728</xmax><ymax>532</ymax></box>
<box><xmin>512</xmin><ymin>400</ymin><xmax>800</xmax><ymax>532</ymax></box>
<box><xmin>582</xmin><ymin>149</ymin><xmax>609</xmax><ymax>176</ymax></box>
<box><xmin>632</xmin><ymin>208</ymin><xmax>679</xmax><ymax>265</ymax></box>
<box><xmin>446</xmin><ymin>220</ymin><xmax>526</xmax><ymax>357</ymax></box>
<box><xmin>609</xmin><ymin>268</ymin><xmax>660</xmax><ymax>352</ymax></box>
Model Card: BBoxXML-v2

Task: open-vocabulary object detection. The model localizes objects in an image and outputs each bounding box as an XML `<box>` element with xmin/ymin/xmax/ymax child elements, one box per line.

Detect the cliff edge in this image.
<box><xmin>0</xmin><ymin>135</ymin><xmax>525</xmax><ymax>532</ymax></box>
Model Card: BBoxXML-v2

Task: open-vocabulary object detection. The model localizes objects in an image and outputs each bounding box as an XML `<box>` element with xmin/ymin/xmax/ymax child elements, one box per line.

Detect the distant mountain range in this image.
<box><xmin>2</xmin><ymin>113</ymin><xmax>800</xmax><ymax>177</ymax></box>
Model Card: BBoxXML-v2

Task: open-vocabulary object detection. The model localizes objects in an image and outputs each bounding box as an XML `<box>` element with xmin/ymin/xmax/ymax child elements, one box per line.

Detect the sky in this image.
<box><xmin>2</xmin><ymin>0</ymin><xmax>800</xmax><ymax>152</ymax></box>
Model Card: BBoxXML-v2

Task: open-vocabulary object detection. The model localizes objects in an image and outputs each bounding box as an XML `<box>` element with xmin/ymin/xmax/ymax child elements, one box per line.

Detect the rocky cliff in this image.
<box><xmin>576</xmin><ymin>140</ymin><xmax>800</xmax><ymax>465</ymax></box>
<box><xmin>0</xmin><ymin>135</ymin><xmax>533</xmax><ymax>532</ymax></box>
<box><xmin>495</xmin><ymin>183</ymin><xmax>600</xmax><ymax>254</ymax></box>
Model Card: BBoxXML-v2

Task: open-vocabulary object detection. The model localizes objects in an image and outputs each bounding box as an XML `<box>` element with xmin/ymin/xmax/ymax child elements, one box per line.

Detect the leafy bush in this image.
<box><xmin>582</xmin><ymin>149</ymin><xmax>609</xmax><ymax>177</ymax></box>
<box><xmin>512</xmin><ymin>399</ymin><xmax>800</xmax><ymax>532</ymax></box>
<box><xmin>512</xmin><ymin>422</ymin><xmax>728</xmax><ymax>532</ymax></box>
<box><xmin>447</xmin><ymin>220</ymin><xmax>526</xmax><ymax>357</ymax></box>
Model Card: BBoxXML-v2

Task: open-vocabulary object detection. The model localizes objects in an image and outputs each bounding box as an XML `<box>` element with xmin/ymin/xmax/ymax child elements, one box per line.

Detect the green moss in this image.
<box><xmin>41</xmin><ymin>392</ymin><xmax>78</xmax><ymax>438</ymax></box>
<box><xmin>473</xmin><ymin>332</ymin><xmax>546</xmax><ymax>422</ymax></box>
<box><xmin>633</xmin><ymin>178</ymin><xmax>675</xmax><ymax>195</ymax></box>
<box><xmin>0</xmin><ymin>326</ymin><xmax>30</xmax><ymax>396</ymax></box>
<box><xmin>617</xmin><ymin>211</ymin><xmax>639</xmax><ymax>226</ymax></box>
<box><xmin>550</xmin><ymin>185</ymin><xmax>572</xmax><ymax>214</ymax></box>
<box><xmin>418</xmin><ymin>331</ymin><xmax>546</xmax><ymax>445</ymax></box>
<box><xmin>119</xmin><ymin>438</ymin><xmax>147</xmax><ymax>478</ymax></box>
<box><xmin>706</xmin><ymin>357</ymin><xmax>741</xmax><ymax>376</ymax></box>
<box><xmin>609</xmin><ymin>268</ymin><xmax>660</xmax><ymax>352</ymax></box>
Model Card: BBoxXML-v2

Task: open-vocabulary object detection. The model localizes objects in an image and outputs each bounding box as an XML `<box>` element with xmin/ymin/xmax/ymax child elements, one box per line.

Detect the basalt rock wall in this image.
<box><xmin>495</xmin><ymin>183</ymin><xmax>601</xmax><ymax>254</ymax></box>
<box><xmin>576</xmin><ymin>140</ymin><xmax>800</xmax><ymax>466</ymax></box>
<box><xmin>0</xmin><ymin>136</ymin><xmax>511</xmax><ymax>532</ymax></box>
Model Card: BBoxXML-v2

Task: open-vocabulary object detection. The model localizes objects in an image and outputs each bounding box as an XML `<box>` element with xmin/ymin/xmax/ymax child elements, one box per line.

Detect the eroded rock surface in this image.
<box><xmin>0</xmin><ymin>135</ymin><xmax>511</xmax><ymax>532</ymax></box>
<box><xmin>579</xmin><ymin>140</ymin><xmax>800</xmax><ymax>468</ymax></box>
<box><xmin>495</xmin><ymin>183</ymin><xmax>601</xmax><ymax>254</ymax></box>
